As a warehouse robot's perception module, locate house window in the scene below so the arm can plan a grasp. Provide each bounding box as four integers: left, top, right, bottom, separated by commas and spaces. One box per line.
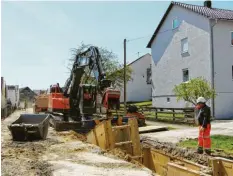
172, 18, 179, 29
167, 97, 170, 103
182, 69, 189, 82
231, 32, 233, 45
181, 38, 188, 53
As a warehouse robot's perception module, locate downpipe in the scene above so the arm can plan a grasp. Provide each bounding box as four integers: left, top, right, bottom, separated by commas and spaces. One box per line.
210, 19, 218, 119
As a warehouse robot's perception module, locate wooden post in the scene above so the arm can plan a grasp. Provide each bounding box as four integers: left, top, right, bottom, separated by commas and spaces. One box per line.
212, 158, 220, 176
128, 118, 142, 161
123, 39, 127, 116
172, 109, 175, 121
155, 108, 157, 120
105, 120, 115, 149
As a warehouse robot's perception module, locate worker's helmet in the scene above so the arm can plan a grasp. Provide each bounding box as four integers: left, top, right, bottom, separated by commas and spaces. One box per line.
196, 97, 206, 104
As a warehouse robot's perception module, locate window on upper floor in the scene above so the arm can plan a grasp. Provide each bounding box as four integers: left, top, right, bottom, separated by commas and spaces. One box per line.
167, 97, 170, 103
182, 69, 189, 82
231, 32, 233, 46
181, 38, 188, 54
172, 18, 179, 29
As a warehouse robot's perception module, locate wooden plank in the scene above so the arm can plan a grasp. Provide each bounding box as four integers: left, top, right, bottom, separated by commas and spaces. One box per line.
112, 125, 130, 130
155, 108, 157, 119
142, 147, 154, 170
172, 109, 175, 121
105, 120, 115, 149
139, 126, 168, 134
174, 158, 207, 171
154, 111, 185, 115
115, 141, 132, 146
212, 157, 233, 176
150, 149, 170, 175
128, 118, 141, 157
112, 124, 132, 154
167, 163, 208, 176
94, 121, 108, 149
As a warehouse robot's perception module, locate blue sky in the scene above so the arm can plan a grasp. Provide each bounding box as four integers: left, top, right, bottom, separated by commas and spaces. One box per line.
2, 1, 233, 90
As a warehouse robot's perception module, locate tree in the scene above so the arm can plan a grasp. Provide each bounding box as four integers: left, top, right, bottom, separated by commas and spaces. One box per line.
68, 42, 132, 88
173, 77, 216, 105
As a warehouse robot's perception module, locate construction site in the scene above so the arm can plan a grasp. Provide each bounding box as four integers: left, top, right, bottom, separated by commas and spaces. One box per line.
1, 44, 233, 176
1, 1, 233, 176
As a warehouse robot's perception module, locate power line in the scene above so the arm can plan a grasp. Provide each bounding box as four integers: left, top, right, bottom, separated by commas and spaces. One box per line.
126, 28, 174, 43
127, 34, 152, 42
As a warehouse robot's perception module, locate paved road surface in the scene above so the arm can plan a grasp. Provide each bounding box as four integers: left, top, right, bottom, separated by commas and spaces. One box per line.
143, 120, 233, 143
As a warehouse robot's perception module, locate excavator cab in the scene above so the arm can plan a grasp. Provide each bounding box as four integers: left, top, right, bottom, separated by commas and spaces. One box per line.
80, 84, 97, 115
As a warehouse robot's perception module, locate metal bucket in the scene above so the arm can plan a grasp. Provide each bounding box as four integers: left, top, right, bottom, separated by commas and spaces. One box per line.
8, 114, 50, 141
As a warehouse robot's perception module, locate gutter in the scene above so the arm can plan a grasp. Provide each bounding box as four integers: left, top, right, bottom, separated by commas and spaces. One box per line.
210, 19, 218, 118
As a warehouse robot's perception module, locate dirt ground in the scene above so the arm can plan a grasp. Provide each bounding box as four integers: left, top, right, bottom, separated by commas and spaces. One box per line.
1, 109, 154, 176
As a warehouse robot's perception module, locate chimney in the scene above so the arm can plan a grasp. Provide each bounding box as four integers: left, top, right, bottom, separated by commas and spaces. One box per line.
204, 0, 212, 8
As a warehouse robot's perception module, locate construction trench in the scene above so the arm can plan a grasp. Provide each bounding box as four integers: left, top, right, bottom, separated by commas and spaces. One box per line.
2, 108, 233, 176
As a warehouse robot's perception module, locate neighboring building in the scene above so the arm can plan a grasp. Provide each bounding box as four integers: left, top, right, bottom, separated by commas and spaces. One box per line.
33, 89, 47, 95
147, 1, 233, 119
119, 53, 152, 102
20, 87, 37, 101
6, 85, 20, 108
1, 77, 7, 117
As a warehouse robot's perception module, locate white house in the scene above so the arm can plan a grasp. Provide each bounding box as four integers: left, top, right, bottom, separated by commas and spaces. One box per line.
6, 85, 20, 108
147, 1, 233, 119
120, 53, 152, 102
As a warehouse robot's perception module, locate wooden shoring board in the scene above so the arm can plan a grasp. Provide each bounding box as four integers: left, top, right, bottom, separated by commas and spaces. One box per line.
112, 124, 132, 155
211, 157, 233, 176
86, 121, 109, 149
142, 148, 210, 175
150, 148, 171, 176
128, 118, 142, 161
167, 163, 211, 176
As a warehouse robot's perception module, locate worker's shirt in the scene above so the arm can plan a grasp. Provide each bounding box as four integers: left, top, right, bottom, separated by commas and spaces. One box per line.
195, 105, 211, 128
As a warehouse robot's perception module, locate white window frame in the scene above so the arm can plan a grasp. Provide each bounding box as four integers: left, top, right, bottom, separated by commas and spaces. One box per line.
231, 31, 233, 46
182, 68, 189, 82
172, 18, 179, 29
181, 38, 189, 54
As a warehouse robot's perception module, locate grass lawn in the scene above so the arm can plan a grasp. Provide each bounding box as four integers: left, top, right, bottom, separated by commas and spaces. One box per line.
120, 101, 152, 107
178, 135, 233, 155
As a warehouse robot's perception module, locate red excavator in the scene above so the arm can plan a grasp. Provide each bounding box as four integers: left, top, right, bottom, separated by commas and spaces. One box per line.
47, 46, 121, 130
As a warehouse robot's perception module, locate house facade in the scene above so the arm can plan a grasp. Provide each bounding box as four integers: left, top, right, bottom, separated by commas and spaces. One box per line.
6, 85, 20, 108
119, 53, 152, 102
147, 1, 233, 119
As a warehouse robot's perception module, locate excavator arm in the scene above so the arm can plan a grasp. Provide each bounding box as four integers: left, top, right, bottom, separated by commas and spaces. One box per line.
62, 46, 119, 120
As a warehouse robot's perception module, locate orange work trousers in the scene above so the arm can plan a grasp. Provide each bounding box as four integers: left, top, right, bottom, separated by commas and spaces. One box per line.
198, 124, 211, 150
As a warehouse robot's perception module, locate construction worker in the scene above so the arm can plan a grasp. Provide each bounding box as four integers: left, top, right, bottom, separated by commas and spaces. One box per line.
195, 97, 211, 155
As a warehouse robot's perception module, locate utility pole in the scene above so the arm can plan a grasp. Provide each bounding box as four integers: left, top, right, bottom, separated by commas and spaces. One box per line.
124, 39, 127, 116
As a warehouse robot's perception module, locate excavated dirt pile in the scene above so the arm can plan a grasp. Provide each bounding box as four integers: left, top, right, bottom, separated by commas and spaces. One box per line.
140, 136, 210, 166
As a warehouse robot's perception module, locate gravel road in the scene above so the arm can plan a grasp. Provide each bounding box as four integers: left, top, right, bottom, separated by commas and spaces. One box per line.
1, 109, 154, 176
